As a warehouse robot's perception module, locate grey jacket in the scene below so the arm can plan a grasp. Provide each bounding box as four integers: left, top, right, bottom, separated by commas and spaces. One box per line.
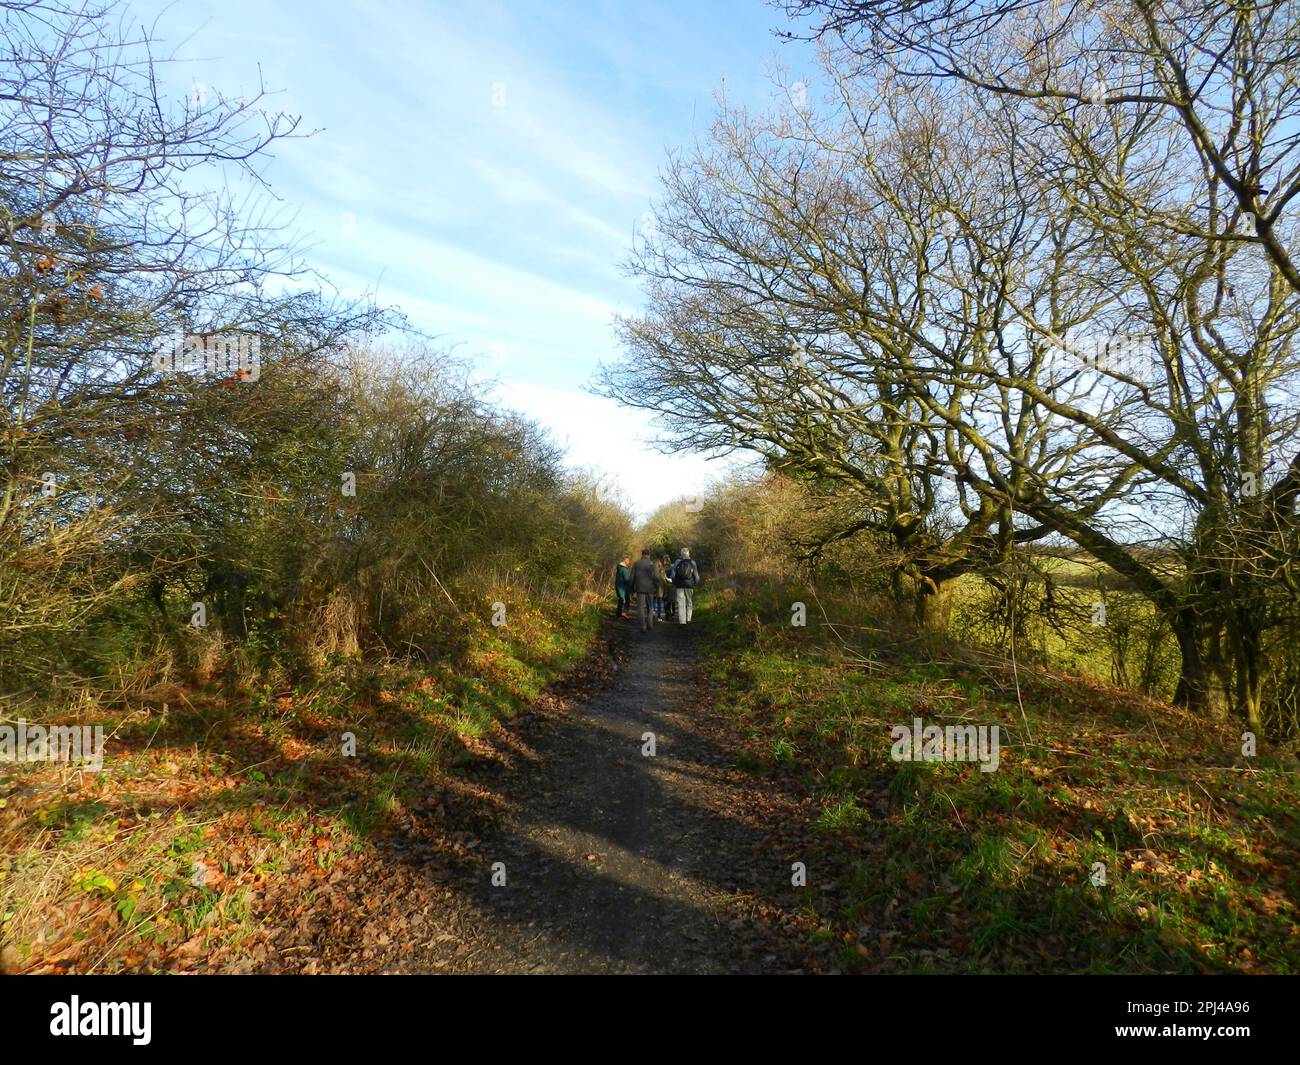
630, 556, 659, 594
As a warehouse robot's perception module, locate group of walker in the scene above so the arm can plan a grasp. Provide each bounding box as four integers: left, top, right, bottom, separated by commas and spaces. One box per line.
614, 548, 700, 632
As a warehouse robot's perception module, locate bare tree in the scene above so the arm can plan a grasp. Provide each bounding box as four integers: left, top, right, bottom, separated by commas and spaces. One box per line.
599, 76, 1067, 628
0, 0, 383, 668
785, 0, 1300, 292
603, 47, 1300, 723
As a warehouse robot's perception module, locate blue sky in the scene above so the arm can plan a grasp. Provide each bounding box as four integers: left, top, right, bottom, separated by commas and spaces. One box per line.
134, 0, 817, 517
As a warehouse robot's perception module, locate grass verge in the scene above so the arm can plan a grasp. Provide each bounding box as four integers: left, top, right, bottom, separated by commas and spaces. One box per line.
696, 582, 1300, 974
0, 595, 605, 973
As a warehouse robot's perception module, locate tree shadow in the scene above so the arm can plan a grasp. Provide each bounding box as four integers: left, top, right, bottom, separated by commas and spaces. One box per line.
12, 616, 819, 973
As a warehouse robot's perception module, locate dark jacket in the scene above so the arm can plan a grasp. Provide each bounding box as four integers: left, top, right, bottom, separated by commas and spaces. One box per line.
631, 556, 659, 594
672, 558, 699, 588
615, 562, 631, 594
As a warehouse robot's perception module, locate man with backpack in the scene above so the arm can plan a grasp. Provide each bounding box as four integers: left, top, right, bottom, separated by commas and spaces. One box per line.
671, 548, 699, 624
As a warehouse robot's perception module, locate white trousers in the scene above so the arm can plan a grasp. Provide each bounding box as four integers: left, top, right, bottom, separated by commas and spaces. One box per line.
676, 588, 694, 623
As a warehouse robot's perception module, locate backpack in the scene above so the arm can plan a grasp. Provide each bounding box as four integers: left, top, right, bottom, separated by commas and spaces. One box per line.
674, 558, 699, 588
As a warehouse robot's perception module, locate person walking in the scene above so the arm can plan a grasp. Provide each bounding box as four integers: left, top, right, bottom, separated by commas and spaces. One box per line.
657, 555, 674, 620
614, 556, 632, 619
651, 556, 665, 620
672, 547, 699, 624
631, 548, 660, 633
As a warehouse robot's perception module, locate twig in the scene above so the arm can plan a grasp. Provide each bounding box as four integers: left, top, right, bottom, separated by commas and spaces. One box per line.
809, 588, 884, 671
1009, 591, 1033, 742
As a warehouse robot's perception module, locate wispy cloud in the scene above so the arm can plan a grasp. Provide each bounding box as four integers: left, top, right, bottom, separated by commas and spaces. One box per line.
131, 0, 811, 513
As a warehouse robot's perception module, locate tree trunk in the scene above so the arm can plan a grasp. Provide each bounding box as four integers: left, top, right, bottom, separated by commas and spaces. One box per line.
1170, 610, 1229, 719
914, 576, 954, 633
1228, 608, 1265, 731
890, 568, 909, 615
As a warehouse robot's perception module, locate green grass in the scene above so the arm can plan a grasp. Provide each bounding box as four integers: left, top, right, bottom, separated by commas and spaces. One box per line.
946, 558, 1181, 700
0, 596, 606, 973
696, 582, 1300, 974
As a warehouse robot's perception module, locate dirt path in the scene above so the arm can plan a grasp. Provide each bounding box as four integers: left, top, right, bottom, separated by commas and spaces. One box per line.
371, 616, 822, 974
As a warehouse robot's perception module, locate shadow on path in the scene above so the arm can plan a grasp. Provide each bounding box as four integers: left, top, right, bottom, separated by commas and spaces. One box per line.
401, 617, 817, 974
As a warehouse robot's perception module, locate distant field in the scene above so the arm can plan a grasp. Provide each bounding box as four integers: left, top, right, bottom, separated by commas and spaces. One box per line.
948, 556, 1180, 703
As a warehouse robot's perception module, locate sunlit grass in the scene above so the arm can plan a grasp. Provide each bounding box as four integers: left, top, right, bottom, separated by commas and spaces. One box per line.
0, 600, 606, 972
695, 584, 1300, 974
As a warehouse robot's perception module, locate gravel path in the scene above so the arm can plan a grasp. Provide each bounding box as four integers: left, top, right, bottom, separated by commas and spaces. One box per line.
396, 617, 818, 974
